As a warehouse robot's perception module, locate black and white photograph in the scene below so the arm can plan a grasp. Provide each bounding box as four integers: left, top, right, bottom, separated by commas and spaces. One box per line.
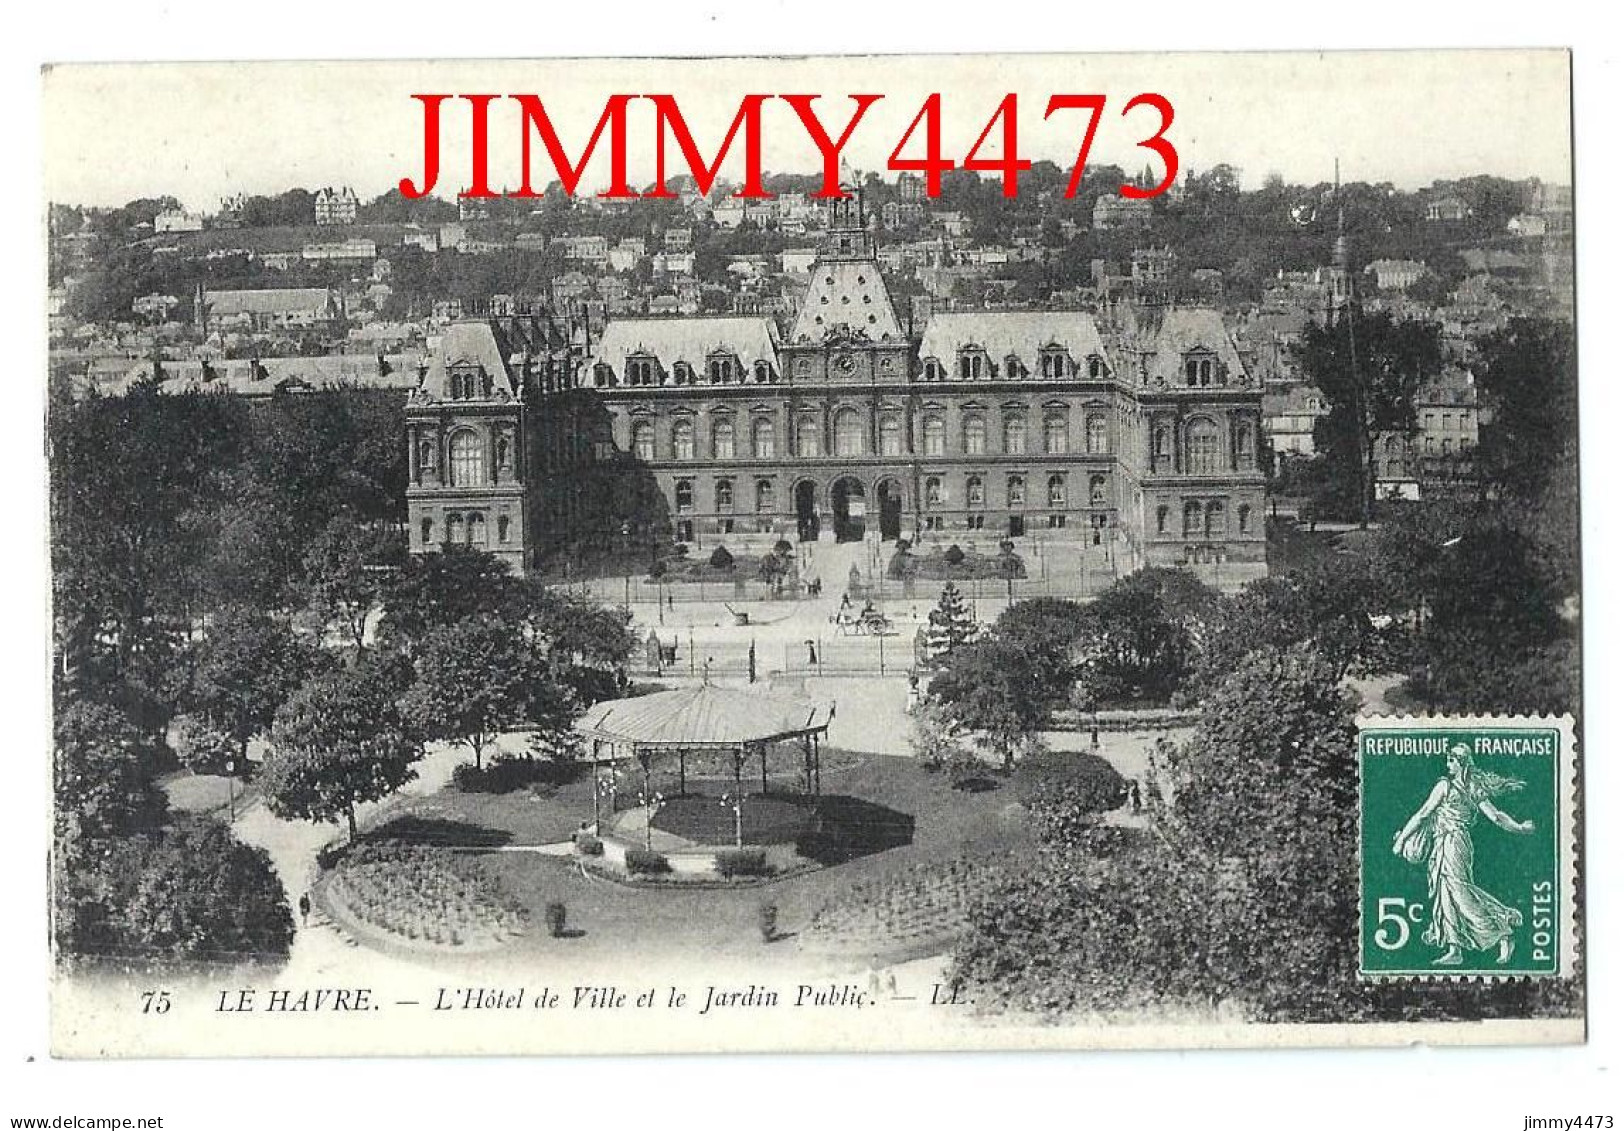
14, 30, 1616, 1122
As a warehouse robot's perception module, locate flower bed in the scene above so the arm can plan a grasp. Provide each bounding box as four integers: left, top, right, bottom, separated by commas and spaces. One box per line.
1049, 707, 1200, 732
325, 842, 527, 951
799, 857, 1016, 958
887, 540, 1027, 582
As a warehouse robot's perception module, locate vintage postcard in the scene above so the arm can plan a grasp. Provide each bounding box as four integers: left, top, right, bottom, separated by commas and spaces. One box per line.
42, 50, 1583, 1058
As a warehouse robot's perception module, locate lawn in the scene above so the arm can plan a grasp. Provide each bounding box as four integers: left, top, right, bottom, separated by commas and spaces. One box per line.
650, 793, 812, 846
342, 749, 1042, 974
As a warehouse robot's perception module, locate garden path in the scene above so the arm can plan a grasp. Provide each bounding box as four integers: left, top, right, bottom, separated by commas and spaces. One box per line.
229, 737, 496, 980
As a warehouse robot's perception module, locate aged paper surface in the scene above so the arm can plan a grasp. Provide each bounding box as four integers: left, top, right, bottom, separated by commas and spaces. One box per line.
42, 50, 1584, 1060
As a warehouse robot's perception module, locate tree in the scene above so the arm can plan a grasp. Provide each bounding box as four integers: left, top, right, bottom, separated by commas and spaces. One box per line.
1192, 557, 1386, 693
190, 607, 321, 763
953, 643, 1363, 1021
930, 637, 1049, 772
53, 700, 170, 847
1076, 568, 1218, 703
400, 616, 546, 769
1300, 309, 1443, 524
923, 582, 978, 664
169, 712, 237, 776
991, 597, 1091, 705
50, 386, 250, 682
907, 696, 970, 771
1474, 317, 1579, 591
264, 662, 422, 839
376, 545, 523, 646
302, 513, 402, 652
122, 817, 295, 962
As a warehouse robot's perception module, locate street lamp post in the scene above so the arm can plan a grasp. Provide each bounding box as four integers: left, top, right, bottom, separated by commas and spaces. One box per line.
720, 791, 745, 849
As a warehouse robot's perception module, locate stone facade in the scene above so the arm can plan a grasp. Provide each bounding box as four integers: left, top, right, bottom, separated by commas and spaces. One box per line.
406, 192, 1268, 577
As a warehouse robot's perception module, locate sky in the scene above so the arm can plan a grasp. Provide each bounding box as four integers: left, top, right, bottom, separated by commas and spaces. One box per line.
42, 50, 1572, 211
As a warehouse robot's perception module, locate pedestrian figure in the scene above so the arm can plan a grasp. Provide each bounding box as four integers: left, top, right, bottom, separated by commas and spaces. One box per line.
1128, 779, 1143, 814
840, 592, 851, 611
807, 640, 818, 665
298, 892, 311, 927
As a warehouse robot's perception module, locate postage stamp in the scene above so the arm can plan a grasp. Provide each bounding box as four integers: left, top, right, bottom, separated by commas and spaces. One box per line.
1358, 715, 1578, 980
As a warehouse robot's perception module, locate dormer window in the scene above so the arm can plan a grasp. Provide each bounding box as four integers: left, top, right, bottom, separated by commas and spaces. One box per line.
1040, 348, 1071, 379
753, 360, 773, 384
1005, 355, 1022, 379
1183, 352, 1223, 387
958, 348, 988, 381
672, 362, 694, 385
708, 354, 739, 384
450, 367, 483, 400
1087, 355, 1104, 379
922, 358, 944, 382
593, 363, 615, 388
626, 355, 658, 386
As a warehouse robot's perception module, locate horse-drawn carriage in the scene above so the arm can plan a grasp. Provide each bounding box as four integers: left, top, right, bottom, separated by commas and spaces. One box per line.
831, 603, 894, 636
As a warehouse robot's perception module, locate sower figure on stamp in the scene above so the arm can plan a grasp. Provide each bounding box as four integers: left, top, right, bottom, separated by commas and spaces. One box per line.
1392, 744, 1535, 966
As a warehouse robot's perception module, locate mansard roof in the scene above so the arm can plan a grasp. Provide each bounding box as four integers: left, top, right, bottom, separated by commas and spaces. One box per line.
917, 311, 1110, 372
789, 260, 903, 343
204, 287, 338, 316
592, 316, 779, 371
420, 320, 520, 399
1136, 308, 1249, 386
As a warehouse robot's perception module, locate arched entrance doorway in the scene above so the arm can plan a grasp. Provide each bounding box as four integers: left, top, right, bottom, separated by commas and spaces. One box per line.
794, 480, 820, 542
831, 477, 866, 542
875, 478, 904, 541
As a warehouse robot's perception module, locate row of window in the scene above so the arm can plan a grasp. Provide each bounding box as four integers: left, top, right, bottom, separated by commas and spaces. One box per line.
669, 473, 1107, 515
1422, 411, 1474, 431
1153, 500, 1253, 538
921, 350, 1107, 382
604, 349, 1112, 388
1149, 417, 1258, 475
922, 473, 1106, 510
629, 412, 1113, 461
420, 511, 513, 546
605, 355, 776, 388
417, 429, 515, 487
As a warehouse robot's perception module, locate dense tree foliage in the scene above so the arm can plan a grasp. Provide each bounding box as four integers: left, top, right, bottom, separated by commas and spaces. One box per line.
930, 636, 1050, 771
1300, 310, 1444, 524
953, 645, 1358, 1019
1072, 568, 1219, 704
264, 659, 423, 839
187, 607, 323, 761
121, 817, 294, 962
52, 697, 293, 965
50, 386, 405, 727
400, 616, 550, 769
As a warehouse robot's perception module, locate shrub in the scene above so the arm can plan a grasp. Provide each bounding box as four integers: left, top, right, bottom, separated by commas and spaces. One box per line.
169, 713, 237, 776
714, 847, 770, 879
773, 539, 793, 555
708, 545, 735, 570
944, 544, 966, 566
573, 832, 604, 856
454, 756, 580, 794
625, 847, 671, 875
544, 902, 567, 938
450, 763, 488, 793
758, 903, 779, 943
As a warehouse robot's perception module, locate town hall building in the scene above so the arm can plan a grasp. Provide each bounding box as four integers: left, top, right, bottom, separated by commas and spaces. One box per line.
405, 192, 1267, 579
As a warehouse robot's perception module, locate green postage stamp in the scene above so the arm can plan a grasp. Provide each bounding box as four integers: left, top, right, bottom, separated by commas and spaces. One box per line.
1358, 715, 1578, 980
